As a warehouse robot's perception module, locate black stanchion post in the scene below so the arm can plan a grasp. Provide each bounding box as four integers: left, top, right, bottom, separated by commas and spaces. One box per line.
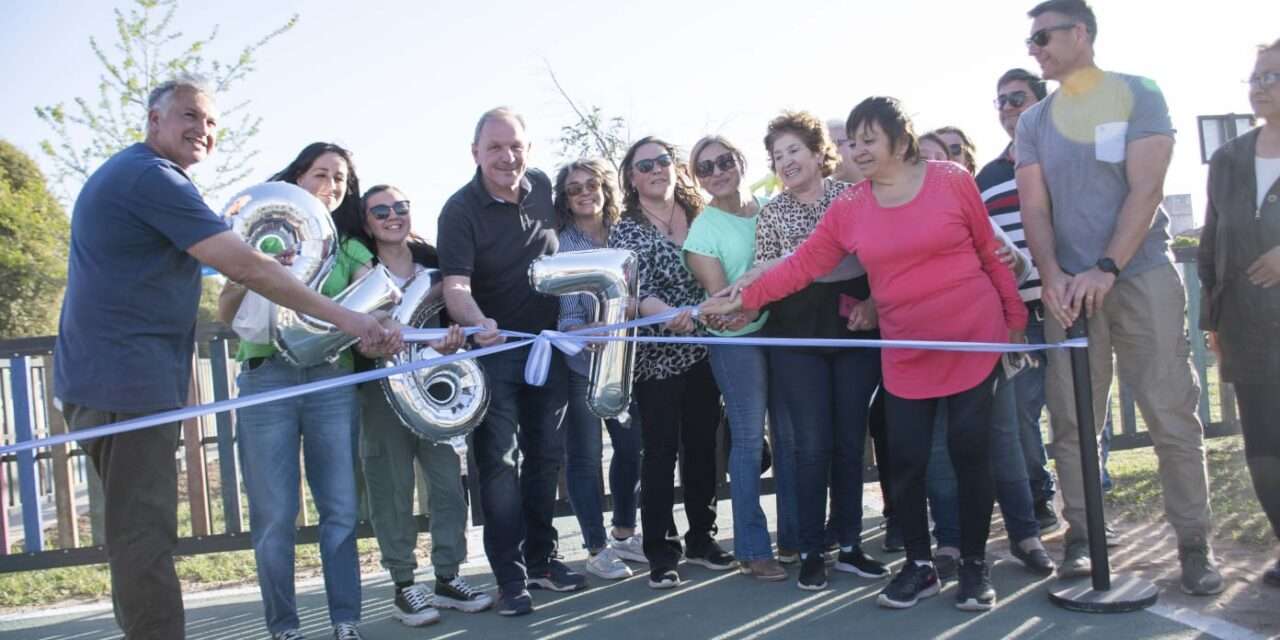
1049, 317, 1158, 612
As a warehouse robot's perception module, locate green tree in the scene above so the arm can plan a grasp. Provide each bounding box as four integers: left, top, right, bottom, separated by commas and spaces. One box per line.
34, 0, 297, 202
546, 64, 629, 173
0, 140, 70, 338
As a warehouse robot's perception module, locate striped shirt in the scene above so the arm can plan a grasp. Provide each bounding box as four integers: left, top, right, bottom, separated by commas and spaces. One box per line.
556, 224, 604, 377
976, 146, 1042, 307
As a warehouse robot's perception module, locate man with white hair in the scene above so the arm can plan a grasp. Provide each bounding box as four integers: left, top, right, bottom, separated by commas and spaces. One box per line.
55, 73, 391, 639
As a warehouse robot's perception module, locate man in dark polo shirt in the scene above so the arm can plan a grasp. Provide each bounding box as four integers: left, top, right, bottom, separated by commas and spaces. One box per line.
438, 107, 581, 616
54, 74, 390, 639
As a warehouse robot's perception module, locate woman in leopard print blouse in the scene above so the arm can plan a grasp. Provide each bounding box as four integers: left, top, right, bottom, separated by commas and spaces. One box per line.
608, 136, 734, 587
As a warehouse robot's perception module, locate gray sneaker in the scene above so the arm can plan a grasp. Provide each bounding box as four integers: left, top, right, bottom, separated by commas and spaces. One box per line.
272, 631, 306, 640
1058, 539, 1091, 578
1179, 543, 1225, 596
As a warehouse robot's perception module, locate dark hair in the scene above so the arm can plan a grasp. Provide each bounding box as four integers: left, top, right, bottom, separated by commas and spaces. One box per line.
1028, 0, 1097, 44
763, 111, 840, 177
553, 158, 622, 230
355, 183, 436, 266
997, 67, 1048, 100
688, 135, 749, 190
845, 97, 920, 164
619, 136, 705, 225
269, 142, 363, 239
932, 126, 978, 174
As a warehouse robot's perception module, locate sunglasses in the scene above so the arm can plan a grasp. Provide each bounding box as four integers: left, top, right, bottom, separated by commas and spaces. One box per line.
995, 90, 1030, 110
947, 143, 965, 157
368, 200, 411, 220
1026, 22, 1076, 48
565, 178, 602, 197
633, 154, 673, 174
694, 152, 738, 178
1247, 71, 1280, 90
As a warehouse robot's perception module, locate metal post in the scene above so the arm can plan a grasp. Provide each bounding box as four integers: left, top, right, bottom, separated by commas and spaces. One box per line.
10, 356, 44, 553
1050, 319, 1158, 612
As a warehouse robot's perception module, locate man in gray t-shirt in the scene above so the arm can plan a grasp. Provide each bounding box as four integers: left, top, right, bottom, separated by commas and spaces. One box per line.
1014, 0, 1222, 596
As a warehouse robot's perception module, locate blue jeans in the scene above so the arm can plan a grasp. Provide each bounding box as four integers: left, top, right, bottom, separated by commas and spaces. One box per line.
708, 341, 775, 561
990, 369, 1040, 542
767, 372, 800, 552
769, 347, 879, 555
472, 348, 569, 590
1017, 316, 1055, 504
564, 370, 641, 551
925, 408, 961, 549
236, 356, 361, 634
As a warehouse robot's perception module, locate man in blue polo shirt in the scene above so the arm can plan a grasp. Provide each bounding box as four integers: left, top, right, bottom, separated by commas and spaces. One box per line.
55, 74, 390, 639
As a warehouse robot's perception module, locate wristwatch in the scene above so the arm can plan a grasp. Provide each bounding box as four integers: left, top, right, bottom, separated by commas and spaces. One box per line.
1096, 257, 1121, 277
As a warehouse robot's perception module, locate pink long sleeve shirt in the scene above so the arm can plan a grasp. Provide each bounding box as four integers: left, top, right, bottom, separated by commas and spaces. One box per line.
743, 161, 1028, 399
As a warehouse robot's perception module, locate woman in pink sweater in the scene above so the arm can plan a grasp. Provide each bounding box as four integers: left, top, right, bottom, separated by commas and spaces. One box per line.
704, 96, 1026, 612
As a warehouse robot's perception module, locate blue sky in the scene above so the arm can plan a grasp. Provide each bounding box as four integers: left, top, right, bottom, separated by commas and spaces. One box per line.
1, 0, 1273, 240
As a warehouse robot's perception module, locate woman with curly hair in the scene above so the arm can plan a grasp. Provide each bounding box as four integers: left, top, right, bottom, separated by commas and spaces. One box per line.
552, 159, 645, 580
609, 137, 735, 589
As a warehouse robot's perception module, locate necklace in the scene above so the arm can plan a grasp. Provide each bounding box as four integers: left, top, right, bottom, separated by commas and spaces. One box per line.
641, 199, 679, 236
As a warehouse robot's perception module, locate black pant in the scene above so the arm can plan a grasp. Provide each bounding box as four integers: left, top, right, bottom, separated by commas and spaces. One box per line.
636, 359, 721, 570
472, 348, 569, 589
885, 369, 998, 562
64, 403, 184, 640
1233, 382, 1280, 540
868, 387, 892, 520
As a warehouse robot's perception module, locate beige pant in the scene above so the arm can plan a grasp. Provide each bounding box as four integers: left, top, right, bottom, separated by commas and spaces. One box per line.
1045, 263, 1211, 545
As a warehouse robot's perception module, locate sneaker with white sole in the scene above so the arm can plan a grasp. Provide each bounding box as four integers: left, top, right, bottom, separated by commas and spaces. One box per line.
392, 584, 440, 627
434, 574, 493, 613
272, 631, 306, 640
609, 534, 648, 563
332, 622, 362, 640
586, 547, 634, 580
834, 548, 889, 578
648, 568, 681, 589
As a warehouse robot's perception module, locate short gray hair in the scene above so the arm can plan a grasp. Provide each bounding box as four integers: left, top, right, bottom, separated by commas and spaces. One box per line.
472, 106, 527, 145
147, 72, 215, 114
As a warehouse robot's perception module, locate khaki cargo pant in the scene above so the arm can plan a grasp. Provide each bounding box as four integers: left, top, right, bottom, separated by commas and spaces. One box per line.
1044, 263, 1212, 545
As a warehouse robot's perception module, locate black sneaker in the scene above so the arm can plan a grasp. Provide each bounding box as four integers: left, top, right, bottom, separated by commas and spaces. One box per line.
797, 553, 828, 591
527, 558, 588, 592
648, 568, 681, 589
496, 585, 534, 616
877, 562, 940, 609
882, 521, 905, 553
1034, 500, 1060, 533
934, 552, 959, 581
834, 548, 889, 578
392, 584, 441, 627
434, 574, 493, 613
955, 558, 996, 611
1264, 559, 1280, 588
686, 540, 737, 571
1010, 541, 1056, 576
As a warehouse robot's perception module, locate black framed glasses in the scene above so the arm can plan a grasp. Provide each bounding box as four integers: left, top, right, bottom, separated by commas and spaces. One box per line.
1026, 22, 1077, 47
368, 200, 411, 220
1247, 71, 1280, 90
694, 152, 737, 178
995, 90, 1030, 110
565, 178, 602, 197
633, 154, 673, 174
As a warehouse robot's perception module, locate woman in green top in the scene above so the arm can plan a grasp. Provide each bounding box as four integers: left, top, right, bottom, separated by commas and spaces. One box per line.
217, 142, 382, 640
683, 135, 788, 581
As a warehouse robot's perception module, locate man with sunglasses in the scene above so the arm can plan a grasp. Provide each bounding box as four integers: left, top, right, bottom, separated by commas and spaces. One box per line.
437, 106, 583, 617
1014, 0, 1223, 595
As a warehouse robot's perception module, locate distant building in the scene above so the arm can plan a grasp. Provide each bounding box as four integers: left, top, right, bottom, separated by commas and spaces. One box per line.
1164, 194, 1194, 236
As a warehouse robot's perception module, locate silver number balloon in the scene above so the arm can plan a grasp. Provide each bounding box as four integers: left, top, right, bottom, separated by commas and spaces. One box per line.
529, 249, 638, 419
273, 264, 403, 367
221, 182, 337, 288
382, 268, 490, 441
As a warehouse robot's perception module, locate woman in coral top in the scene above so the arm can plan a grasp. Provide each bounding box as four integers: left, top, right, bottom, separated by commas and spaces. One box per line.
703, 96, 1026, 613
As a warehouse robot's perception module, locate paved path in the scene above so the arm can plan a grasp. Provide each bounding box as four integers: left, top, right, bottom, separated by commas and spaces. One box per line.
0, 502, 1266, 639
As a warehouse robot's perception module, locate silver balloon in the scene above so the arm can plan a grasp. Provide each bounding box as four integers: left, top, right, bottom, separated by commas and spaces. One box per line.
529, 249, 637, 419
221, 182, 337, 288
382, 268, 490, 441
273, 265, 403, 367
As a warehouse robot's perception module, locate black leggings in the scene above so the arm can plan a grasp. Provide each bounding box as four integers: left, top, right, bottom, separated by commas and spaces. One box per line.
886, 368, 998, 562
1233, 382, 1280, 540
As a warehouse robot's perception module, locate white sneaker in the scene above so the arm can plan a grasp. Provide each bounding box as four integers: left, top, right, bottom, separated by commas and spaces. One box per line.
609, 534, 648, 563
586, 547, 634, 580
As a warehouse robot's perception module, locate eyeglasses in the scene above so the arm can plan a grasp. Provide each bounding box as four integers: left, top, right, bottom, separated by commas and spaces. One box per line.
1246, 71, 1280, 90
1026, 23, 1077, 48
694, 152, 738, 178
368, 200, 411, 220
995, 90, 1030, 110
565, 178, 602, 197
632, 154, 673, 174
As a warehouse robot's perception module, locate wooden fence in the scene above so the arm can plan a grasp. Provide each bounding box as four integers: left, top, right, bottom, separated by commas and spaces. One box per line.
0, 251, 1239, 573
